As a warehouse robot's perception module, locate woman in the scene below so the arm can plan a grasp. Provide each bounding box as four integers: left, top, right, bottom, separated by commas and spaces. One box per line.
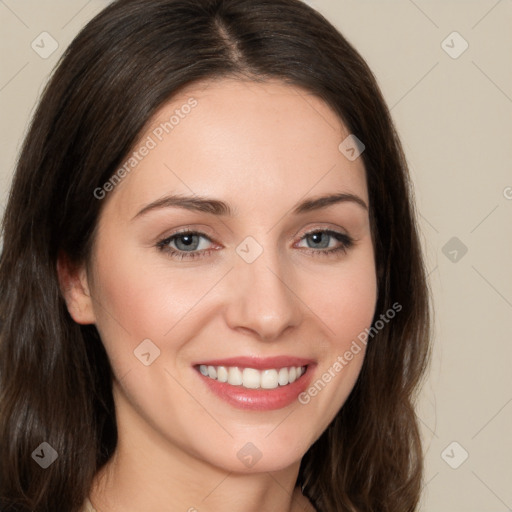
0, 0, 431, 511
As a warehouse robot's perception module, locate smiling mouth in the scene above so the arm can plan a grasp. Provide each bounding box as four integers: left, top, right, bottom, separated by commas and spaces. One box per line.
196, 364, 308, 390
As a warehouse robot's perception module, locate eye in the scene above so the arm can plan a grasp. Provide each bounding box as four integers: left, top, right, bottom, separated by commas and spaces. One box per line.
156, 228, 354, 261
156, 230, 216, 261
295, 229, 354, 257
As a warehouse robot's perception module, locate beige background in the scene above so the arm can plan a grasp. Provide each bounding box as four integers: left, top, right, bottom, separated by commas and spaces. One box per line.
1, 1, 511, 510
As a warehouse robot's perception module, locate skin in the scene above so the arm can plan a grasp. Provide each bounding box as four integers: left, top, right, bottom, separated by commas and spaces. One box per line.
59, 78, 378, 512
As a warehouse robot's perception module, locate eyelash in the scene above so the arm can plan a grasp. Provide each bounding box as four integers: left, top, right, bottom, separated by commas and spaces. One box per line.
156, 228, 354, 261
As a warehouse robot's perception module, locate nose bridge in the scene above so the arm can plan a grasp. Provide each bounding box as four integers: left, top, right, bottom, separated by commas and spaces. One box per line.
224, 235, 302, 340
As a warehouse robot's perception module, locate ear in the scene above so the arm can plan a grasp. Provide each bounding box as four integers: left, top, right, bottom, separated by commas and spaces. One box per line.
57, 250, 96, 325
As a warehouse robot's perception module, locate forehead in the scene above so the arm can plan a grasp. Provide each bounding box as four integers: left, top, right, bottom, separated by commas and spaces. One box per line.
102, 78, 368, 221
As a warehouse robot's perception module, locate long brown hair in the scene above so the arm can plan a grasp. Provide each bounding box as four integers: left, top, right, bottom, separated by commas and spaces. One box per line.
0, 1, 431, 510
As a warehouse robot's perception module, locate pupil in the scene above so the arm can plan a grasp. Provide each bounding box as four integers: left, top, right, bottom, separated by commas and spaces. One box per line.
176, 234, 198, 251
309, 232, 329, 249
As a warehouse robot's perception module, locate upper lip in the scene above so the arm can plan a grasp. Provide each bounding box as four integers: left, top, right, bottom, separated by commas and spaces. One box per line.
193, 356, 315, 370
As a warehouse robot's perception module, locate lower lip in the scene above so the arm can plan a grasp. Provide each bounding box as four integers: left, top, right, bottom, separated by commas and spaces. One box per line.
195, 366, 315, 411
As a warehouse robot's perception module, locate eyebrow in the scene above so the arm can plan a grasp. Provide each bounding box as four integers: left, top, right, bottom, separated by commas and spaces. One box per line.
132, 191, 368, 220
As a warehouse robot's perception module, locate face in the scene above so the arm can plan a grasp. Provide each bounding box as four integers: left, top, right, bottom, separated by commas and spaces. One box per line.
68, 78, 377, 474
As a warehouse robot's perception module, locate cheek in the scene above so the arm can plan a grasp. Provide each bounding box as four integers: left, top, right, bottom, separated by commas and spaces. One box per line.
305, 250, 378, 347
295, 249, 377, 422
330, 267, 377, 343
88, 236, 196, 365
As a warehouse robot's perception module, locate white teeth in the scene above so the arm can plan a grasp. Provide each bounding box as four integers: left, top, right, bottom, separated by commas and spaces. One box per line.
216, 366, 228, 382
278, 367, 288, 386
242, 368, 260, 389
228, 366, 243, 386
198, 364, 306, 389
261, 369, 279, 389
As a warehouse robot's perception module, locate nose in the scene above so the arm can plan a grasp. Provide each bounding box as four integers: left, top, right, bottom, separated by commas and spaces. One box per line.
223, 243, 303, 341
